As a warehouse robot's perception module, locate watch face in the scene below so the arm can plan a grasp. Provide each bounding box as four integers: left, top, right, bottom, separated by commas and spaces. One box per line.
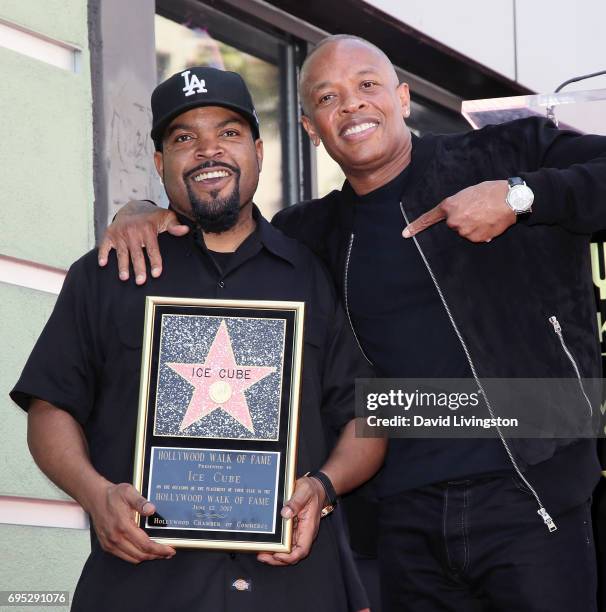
507, 184, 534, 212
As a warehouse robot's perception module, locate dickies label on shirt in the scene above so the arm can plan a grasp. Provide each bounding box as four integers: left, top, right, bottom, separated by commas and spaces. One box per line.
230, 578, 252, 592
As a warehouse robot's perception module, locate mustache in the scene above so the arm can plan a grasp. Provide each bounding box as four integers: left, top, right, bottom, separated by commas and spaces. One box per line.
184, 160, 240, 180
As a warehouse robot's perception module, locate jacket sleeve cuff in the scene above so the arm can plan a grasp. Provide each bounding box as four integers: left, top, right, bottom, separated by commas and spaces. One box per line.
518, 169, 562, 226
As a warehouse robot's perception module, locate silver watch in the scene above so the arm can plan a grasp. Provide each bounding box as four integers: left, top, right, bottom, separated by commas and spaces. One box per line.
505, 177, 534, 214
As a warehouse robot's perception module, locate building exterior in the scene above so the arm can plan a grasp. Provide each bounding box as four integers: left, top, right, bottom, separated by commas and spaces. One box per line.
1, 0, 604, 604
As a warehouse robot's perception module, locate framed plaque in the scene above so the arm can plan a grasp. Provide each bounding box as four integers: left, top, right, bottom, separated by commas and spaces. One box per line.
133, 297, 304, 552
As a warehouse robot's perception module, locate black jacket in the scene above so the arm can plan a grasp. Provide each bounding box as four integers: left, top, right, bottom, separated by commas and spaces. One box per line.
273, 117, 606, 526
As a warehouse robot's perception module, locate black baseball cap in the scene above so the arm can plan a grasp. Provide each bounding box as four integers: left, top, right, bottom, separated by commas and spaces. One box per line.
151, 66, 260, 149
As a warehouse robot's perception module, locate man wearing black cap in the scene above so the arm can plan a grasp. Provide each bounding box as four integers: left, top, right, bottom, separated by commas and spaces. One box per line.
11, 66, 385, 612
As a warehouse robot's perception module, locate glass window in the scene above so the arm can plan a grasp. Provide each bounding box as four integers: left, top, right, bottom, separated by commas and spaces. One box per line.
155, 2, 469, 208
315, 142, 345, 198
155, 10, 293, 219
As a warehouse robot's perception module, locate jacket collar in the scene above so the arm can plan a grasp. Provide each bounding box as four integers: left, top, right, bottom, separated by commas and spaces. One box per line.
334, 131, 438, 227
339, 132, 437, 200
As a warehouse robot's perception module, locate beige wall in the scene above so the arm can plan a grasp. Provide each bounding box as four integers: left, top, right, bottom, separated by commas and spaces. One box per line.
0, 0, 94, 605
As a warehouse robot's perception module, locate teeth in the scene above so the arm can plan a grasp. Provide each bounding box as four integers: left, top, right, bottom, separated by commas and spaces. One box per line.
344, 122, 377, 136
193, 170, 229, 182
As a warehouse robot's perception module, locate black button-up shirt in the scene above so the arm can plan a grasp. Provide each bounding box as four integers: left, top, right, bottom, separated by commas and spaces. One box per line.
11, 209, 372, 612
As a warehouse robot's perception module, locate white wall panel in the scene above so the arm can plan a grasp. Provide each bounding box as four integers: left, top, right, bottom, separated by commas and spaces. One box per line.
366, 0, 516, 79
516, 0, 606, 94
515, 0, 606, 133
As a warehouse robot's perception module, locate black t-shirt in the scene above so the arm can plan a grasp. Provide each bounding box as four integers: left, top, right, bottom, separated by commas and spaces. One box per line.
347, 169, 511, 494
11, 211, 372, 612
208, 249, 234, 273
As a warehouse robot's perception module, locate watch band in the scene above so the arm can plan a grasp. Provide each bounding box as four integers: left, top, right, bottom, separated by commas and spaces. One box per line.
306, 470, 338, 517
507, 176, 525, 188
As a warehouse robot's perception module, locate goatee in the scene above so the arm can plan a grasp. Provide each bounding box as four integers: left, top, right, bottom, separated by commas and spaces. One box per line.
186, 181, 241, 234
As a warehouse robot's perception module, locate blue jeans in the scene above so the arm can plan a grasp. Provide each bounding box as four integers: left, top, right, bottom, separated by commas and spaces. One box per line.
378, 476, 597, 611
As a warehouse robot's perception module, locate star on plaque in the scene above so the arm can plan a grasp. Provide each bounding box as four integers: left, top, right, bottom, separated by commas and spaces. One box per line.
166, 320, 276, 433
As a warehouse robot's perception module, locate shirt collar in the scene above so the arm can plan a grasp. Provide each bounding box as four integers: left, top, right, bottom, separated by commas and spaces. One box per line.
170, 203, 296, 267
253, 206, 297, 266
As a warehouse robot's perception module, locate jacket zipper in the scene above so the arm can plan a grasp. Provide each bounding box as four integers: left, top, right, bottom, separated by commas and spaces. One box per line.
548, 316, 593, 418
399, 201, 557, 533
344, 234, 373, 365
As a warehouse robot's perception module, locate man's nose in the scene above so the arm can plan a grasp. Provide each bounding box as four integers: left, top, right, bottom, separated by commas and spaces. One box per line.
340, 93, 367, 113
194, 137, 224, 159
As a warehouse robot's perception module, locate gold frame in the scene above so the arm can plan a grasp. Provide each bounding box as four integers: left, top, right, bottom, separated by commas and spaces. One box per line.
132, 296, 305, 552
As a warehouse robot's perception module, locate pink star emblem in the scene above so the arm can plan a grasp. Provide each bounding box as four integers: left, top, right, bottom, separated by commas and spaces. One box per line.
166, 320, 276, 433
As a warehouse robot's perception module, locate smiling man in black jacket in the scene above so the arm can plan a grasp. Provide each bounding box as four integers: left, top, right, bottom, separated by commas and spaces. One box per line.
99, 36, 606, 611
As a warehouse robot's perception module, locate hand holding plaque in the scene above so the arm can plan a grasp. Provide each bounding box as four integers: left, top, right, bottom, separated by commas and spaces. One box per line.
257, 474, 326, 566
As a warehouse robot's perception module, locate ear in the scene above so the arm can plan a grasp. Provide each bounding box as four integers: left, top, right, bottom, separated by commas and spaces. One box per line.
301, 115, 321, 147
396, 82, 411, 119
255, 138, 264, 173
154, 151, 164, 178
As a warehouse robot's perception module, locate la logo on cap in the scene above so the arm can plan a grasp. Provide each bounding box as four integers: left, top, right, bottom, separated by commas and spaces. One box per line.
181, 69, 208, 97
